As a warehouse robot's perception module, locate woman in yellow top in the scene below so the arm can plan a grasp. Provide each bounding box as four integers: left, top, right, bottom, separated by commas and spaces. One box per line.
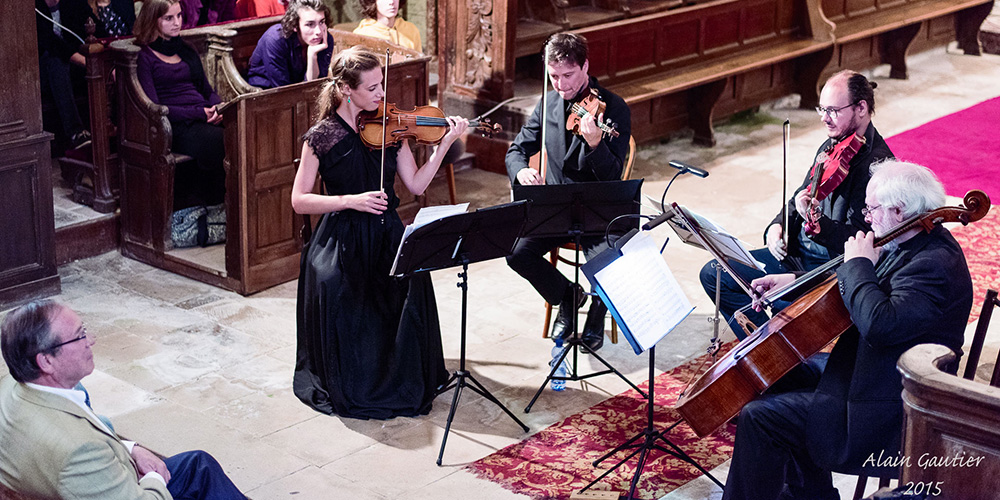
353, 0, 421, 52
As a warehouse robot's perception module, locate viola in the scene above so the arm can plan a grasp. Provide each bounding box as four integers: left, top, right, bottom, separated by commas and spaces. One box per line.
802, 133, 865, 235
357, 102, 500, 149
674, 190, 991, 438
567, 88, 619, 138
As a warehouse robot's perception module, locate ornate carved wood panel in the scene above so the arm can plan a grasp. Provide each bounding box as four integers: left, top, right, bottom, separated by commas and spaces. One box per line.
0, 0, 59, 306
439, 0, 517, 105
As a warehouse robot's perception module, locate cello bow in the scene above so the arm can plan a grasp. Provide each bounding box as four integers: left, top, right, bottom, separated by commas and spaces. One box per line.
674, 190, 991, 438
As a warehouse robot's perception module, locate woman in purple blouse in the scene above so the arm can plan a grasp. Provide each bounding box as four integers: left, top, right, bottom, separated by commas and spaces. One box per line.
134, 0, 227, 214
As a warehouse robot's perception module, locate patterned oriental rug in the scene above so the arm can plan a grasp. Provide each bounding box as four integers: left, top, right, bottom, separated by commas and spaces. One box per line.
950, 207, 1000, 325
466, 347, 737, 500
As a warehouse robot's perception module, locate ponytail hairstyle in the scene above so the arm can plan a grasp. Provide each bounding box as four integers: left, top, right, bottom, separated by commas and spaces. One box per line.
315, 46, 382, 121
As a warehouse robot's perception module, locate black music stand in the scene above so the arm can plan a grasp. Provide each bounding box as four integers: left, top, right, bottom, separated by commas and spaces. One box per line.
577, 231, 724, 498
392, 201, 531, 466
513, 180, 647, 412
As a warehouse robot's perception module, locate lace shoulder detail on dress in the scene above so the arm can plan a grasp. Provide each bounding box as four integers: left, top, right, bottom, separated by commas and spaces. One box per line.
303, 118, 349, 157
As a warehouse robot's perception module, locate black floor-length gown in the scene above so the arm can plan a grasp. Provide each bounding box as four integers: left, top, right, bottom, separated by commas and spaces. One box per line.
293, 114, 449, 419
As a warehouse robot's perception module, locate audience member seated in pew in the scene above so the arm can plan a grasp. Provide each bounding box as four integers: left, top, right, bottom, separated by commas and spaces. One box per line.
235, 0, 287, 18
246, 0, 334, 89
35, 0, 103, 151
179, 0, 236, 29
88, 0, 135, 36
135, 0, 228, 245
353, 0, 422, 52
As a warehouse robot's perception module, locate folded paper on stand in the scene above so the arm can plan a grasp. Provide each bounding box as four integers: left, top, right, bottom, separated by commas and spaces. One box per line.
390, 203, 469, 275
588, 231, 693, 354
664, 204, 764, 271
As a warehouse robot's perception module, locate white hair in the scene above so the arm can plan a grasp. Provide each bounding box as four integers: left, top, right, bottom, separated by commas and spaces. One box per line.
869, 159, 946, 219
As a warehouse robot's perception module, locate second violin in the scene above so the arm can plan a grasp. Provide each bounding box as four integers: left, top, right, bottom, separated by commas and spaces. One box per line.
357, 102, 500, 149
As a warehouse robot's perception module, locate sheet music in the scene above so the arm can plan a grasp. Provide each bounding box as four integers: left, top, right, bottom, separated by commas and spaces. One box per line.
390, 203, 469, 275
593, 231, 693, 352
667, 205, 764, 271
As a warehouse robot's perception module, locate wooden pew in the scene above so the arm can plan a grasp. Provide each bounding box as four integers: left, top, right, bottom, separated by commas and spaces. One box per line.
576, 0, 835, 145
514, 0, 688, 59
57, 37, 120, 214
821, 0, 994, 80
897, 344, 1000, 497
189, 15, 282, 101
60, 16, 279, 215
112, 34, 431, 295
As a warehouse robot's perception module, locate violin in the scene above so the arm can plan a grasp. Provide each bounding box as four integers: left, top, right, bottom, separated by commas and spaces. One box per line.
357, 102, 500, 149
802, 133, 865, 235
567, 88, 619, 138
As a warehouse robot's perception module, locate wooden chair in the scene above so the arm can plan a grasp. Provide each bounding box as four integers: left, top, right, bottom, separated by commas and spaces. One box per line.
961, 288, 1000, 384
541, 135, 636, 344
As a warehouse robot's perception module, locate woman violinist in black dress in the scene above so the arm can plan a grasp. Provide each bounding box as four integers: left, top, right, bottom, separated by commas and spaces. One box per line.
290, 47, 468, 419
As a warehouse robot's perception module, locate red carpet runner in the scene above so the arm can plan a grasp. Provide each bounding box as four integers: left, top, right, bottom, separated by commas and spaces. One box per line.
888, 96, 1000, 323
466, 347, 736, 500
885, 96, 1000, 203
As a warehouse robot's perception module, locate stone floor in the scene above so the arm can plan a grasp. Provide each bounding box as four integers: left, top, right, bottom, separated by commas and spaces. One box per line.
6, 45, 1000, 500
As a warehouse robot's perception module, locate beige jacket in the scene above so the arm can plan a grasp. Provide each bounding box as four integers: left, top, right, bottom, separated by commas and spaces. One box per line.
0, 376, 171, 500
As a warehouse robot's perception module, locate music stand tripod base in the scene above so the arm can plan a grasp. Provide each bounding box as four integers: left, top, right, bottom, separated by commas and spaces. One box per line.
390, 201, 532, 466
433, 257, 529, 465
512, 181, 647, 413
580, 346, 724, 499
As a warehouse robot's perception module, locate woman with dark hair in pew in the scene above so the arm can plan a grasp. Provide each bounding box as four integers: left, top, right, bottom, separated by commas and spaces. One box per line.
246, 0, 334, 89
290, 47, 468, 419
134, 0, 227, 243
353, 0, 421, 52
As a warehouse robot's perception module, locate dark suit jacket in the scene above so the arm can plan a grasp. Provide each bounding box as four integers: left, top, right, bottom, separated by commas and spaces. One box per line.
35, 0, 99, 61
505, 77, 631, 185
806, 225, 972, 473
767, 122, 894, 257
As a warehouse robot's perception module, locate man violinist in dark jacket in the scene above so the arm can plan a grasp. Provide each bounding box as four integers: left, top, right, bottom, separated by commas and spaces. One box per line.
722, 159, 973, 499
505, 32, 631, 357
700, 70, 894, 339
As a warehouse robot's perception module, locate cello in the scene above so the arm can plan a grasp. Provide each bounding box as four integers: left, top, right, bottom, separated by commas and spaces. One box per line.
674, 190, 991, 438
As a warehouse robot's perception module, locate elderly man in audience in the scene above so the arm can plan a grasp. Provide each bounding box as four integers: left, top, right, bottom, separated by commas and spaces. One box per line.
0, 300, 247, 500
247, 0, 334, 89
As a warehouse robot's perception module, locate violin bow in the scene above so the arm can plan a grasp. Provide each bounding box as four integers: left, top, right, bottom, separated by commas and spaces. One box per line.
379, 49, 390, 196
781, 119, 790, 251
539, 44, 549, 185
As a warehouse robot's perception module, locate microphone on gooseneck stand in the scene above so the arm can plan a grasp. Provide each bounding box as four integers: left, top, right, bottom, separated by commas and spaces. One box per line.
643, 160, 709, 231
668, 160, 710, 178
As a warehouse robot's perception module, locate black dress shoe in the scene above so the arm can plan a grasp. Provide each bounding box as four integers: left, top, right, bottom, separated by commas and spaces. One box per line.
551, 283, 586, 341
581, 298, 607, 352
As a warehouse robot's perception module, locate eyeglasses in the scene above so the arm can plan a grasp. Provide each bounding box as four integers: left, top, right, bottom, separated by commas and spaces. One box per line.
815, 101, 859, 118
46, 327, 88, 352
861, 204, 882, 217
